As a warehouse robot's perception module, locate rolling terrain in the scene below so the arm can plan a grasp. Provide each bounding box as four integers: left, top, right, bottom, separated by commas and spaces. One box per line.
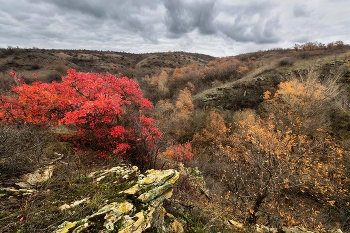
1, 44, 350, 232
0, 48, 215, 83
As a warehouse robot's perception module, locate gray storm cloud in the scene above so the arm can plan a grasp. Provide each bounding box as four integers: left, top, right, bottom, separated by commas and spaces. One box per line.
0, 0, 349, 56
164, 0, 281, 44
28, 0, 162, 43
293, 4, 312, 18
216, 1, 281, 44
164, 0, 217, 38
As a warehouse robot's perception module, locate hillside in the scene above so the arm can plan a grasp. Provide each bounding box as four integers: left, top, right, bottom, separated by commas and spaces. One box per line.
0, 48, 215, 83
194, 47, 350, 110
1, 44, 350, 232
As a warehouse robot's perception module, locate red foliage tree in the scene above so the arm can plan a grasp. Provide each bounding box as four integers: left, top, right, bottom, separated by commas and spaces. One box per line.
0, 69, 161, 168
162, 142, 194, 163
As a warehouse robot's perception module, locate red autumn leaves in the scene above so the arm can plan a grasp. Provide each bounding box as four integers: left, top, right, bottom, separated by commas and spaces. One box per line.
0, 69, 161, 165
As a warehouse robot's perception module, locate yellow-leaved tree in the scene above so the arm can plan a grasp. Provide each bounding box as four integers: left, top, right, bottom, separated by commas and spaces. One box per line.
263, 69, 341, 135
224, 111, 347, 228
193, 70, 349, 230
192, 110, 227, 159
150, 70, 169, 96
153, 87, 194, 143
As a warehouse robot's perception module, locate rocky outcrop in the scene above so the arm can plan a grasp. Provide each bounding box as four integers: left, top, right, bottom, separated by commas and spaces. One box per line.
55, 166, 181, 233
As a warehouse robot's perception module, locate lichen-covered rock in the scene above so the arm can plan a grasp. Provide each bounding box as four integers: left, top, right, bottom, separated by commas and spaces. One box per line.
0, 187, 36, 197
171, 219, 185, 233
59, 198, 90, 211
121, 169, 179, 198
148, 206, 185, 233
55, 221, 78, 233
88, 165, 139, 183
118, 211, 150, 233
55, 167, 181, 233
136, 169, 180, 203
18, 165, 55, 188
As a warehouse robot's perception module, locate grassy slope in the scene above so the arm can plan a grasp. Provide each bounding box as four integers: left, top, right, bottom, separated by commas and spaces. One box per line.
193, 48, 350, 109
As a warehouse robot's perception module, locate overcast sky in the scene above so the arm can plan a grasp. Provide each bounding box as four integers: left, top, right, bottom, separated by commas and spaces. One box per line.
0, 0, 349, 57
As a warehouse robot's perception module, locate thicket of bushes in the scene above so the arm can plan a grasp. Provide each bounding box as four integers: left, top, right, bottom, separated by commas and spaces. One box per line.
151, 67, 350, 231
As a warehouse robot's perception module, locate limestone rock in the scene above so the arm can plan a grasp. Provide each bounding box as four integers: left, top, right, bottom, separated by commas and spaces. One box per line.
55, 167, 180, 232
171, 219, 184, 233
21, 165, 55, 187
88, 164, 139, 183
136, 169, 180, 203
150, 206, 185, 233
59, 198, 90, 211
121, 169, 179, 202
14, 181, 32, 189
256, 224, 278, 233
0, 187, 36, 197
228, 219, 244, 229
55, 221, 77, 233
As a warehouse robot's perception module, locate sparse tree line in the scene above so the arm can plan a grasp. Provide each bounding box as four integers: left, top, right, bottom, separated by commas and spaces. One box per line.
294, 41, 346, 51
